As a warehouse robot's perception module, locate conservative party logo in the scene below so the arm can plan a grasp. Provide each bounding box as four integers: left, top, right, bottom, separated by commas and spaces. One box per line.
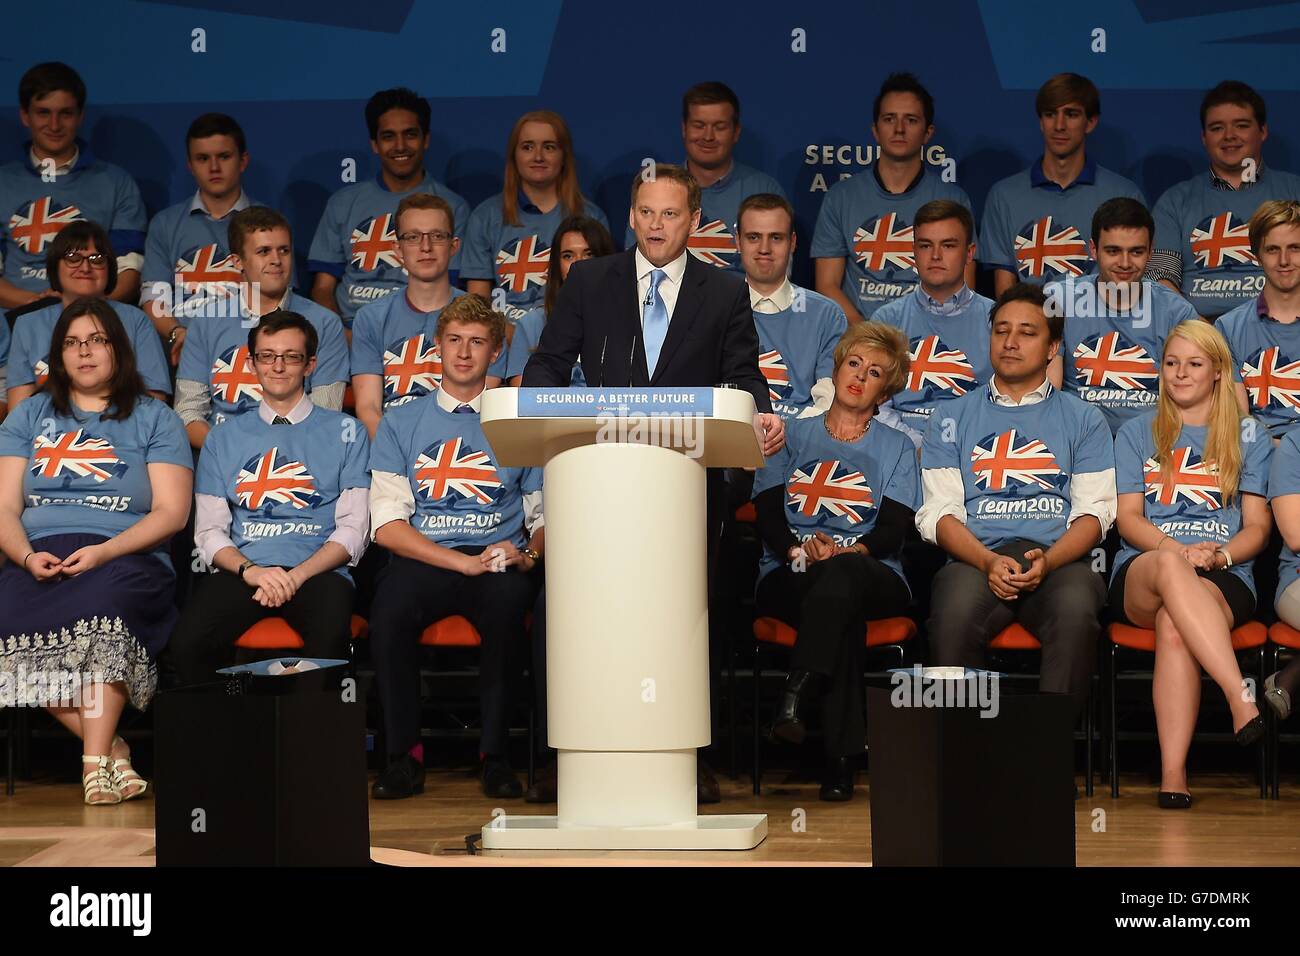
1143, 448, 1223, 512
786, 460, 876, 523
759, 349, 792, 402
31, 430, 127, 483
9, 197, 82, 255
350, 213, 401, 272
1073, 332, 1158, 391
236, 448, 322, 511
688, 219, 738, 268
174, 243, 241, 296
383, 333, 441, 405
906, 335, 976, 397
853, 213, 914, 273
1015, 216, 1090, 279
413, 437, 502, 505
495, 235, 549, 294
1190, 212, 1256, 269
210, 345, 263, 408
970, 429, 1064, 492
1242, 346, 1300, 411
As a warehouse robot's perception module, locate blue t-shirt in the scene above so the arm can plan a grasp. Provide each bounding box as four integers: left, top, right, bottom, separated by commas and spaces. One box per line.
623, 161, 784, 273
0, 142, 146, 291
1153, 169, 1300, 318
141, 192, 257, 324
306, 172, 470, 324
351, 287, 507, 407
752, 285, 845, 419
920, 384, 1113, 550
8, 300, 171, 397
0, 393, 190, 560
874, 286, 993, 432
1268, 430, 1300, 608
195, 406, 370, 579
979, 160, 1145, 283
1115, 412, 1271, 595
1217, 297, 1300, 439
505, 307, 585, 385
752, 413, 918, 586
460, 192, 609, 321
1050, 274, 1197, 434
810, 167, 972, 318
177, 291, 350, 426
369, 395, 541, 551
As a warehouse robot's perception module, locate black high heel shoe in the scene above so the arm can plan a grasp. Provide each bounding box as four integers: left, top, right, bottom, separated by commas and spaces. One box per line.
768, 670, 822, 745
1157, 791, 1192, 810
1234, 715, 1265, 746
820, 756, 856, 801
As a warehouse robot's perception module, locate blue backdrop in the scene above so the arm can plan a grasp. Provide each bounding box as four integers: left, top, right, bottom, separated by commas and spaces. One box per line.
4, 0, 1299, 289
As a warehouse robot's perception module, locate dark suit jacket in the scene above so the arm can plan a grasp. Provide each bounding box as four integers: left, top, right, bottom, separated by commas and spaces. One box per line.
521, 248, 771, 413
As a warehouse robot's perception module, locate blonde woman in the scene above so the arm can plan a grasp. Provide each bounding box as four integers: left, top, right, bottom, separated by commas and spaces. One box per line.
1111, 320, 1270, 809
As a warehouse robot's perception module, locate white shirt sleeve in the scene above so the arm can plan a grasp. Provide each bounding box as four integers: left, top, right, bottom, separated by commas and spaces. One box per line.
116, 252, 144, 277
174, 378, 212, 427
915, 467, 967, 545
194, 493, 236, 567
523, 490, 545, 535
328, 486, 370, 565
800, 377, 835, 417
369, 469, 415, 541
310, 381, 346, 412
1067, 468, 1117, 538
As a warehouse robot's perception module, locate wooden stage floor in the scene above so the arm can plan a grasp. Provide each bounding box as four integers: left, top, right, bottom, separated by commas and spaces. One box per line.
3, 767, 1300, 866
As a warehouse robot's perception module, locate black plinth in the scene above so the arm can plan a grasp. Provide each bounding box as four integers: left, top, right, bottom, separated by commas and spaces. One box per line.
866, 679, 1075, 866
154, 678, 370, 866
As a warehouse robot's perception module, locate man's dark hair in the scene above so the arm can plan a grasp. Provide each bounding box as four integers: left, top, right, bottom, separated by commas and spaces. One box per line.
1036, 73, 1101, 120
737, 193, 795, 235
186, 112, 246, 155
19, 62, 85, 111
873, 72, 934, 127
912, 199, 975, 246
682, 81, 740, 123
228, 206, 292, 259
1091, 197, 1154, 246
365, 88, 431, 140
1200, 80, 1266, 129
47, 220, 117, 297
249, 309, 319, 360
991, 282, 1061, 343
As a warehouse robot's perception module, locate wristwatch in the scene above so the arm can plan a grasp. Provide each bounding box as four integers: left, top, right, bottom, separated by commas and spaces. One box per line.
237, 559, 255, 580
1217, 548, 1233, 569
522, 548, 541, 564
167, 326, 183, 347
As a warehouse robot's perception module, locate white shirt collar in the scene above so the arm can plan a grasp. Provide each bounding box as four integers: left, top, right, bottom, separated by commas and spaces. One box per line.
258, 392, 314, 424
988, 374, 1053, 406
748, 278, 794, 314
242, 288, 291, 319
188, 189, 251, 219
436, 386, 485, 414
635, 246, 688, 286
30, 146, 78, 176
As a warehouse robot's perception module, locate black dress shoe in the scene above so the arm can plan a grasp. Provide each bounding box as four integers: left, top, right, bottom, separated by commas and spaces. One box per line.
524, 761, 557, 804
769, 670, 823, 745
1157, 791, 1193, 810
481, 757, 523, 799
1234, 715, 1265, 746
697, 759, 721, 804
372, 754, 425, 800
820, 756, 855, 802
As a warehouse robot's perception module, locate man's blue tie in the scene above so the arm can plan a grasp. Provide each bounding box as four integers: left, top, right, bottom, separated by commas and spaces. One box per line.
643, 268, 669, 377
453, 404, 474, 414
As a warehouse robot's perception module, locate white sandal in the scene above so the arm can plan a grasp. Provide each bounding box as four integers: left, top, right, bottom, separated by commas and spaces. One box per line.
82, 755, 122, 806
109, 736, 148, 801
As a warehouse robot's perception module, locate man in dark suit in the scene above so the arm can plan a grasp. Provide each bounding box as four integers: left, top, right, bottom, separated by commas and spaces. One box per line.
523, 163, 784, 801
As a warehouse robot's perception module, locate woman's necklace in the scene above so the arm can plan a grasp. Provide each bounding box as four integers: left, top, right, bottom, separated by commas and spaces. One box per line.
824, 414, 869, 442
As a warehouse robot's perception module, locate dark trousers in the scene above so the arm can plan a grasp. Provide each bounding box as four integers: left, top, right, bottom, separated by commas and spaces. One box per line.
169, 568, 355, 686
928, 539, 1105, 720
756, 553, 911, 756
368, 554, 537, 759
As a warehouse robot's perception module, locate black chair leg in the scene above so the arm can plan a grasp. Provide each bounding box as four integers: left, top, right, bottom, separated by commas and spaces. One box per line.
1258, 647, 1268, 800
1109, 643, 1120, 799
728, 629, 738, 780
1269, 643, 1280, 800
752, 643, 762, 797
1085, 681, 1095, 798
5, 708, 14, 797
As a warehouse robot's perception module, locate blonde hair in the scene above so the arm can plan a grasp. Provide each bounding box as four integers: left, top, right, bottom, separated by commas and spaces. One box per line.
436, 294, 507, 351
832, 321, 910, 400
1249, 199, 1300, 258
502, 111, 587, 227
1153, 320, 1242, 503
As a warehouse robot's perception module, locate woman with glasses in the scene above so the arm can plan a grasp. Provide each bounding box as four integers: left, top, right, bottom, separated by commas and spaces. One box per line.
0, 298, 192, 804
6, 221, 171, 411
506, 215, 615, 387
461, 111, 608, 321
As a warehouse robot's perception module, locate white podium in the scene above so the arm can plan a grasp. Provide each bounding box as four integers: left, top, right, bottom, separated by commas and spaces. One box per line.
476, 387, 768, 850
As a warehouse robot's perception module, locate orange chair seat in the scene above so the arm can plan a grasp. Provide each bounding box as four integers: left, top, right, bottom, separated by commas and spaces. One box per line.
1110, 620, 1266, 652
988, 623, 1041, 650
1268, 621, 1300, 649
419, 615, 482, 647
734, 502, 757, 523
235, 613, 369, 649
753, 616, 916, 649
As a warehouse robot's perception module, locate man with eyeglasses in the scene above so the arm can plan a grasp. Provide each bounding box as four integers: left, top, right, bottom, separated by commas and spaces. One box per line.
351, 193, 504, 440
6, 220, 171, 413
169, 310, 371, 685
176, 206, 349, 449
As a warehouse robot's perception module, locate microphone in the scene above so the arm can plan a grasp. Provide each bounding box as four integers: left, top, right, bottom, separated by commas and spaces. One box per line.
630, 334, 639, 383
596, 336, 607, 388
643, 283, 656, 308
